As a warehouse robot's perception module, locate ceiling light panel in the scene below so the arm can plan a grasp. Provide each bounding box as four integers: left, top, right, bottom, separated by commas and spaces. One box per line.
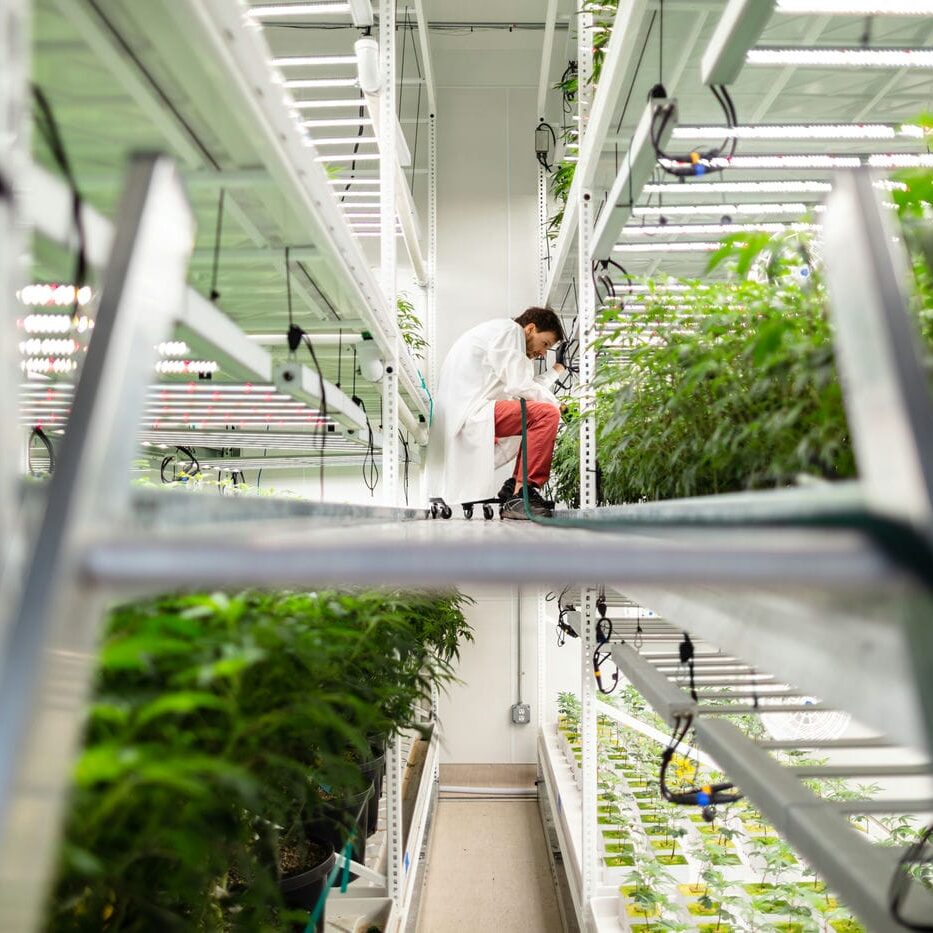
644, 180, 833, 194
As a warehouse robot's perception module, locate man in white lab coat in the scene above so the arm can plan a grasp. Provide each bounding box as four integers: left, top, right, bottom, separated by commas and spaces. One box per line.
427, 307, 565, 520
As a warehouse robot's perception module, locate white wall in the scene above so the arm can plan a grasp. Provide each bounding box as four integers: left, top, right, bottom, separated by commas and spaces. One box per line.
430, 80, 567, 766
437, 586, 581, 765
435, 86, 540, 365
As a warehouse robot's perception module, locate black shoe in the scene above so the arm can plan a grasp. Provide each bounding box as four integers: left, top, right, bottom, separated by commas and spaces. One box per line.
501, 485, 553, 520
497, 477, 517, 503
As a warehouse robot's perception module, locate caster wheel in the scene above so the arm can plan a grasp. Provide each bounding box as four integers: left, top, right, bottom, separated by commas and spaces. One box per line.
463, 505, 474, 519
442, 506, 453, 520
430, 503, 438, 519
483, 504, 494, 520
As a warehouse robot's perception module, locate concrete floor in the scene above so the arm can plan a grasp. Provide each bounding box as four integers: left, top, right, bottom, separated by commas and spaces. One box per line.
415, 796, 563, 933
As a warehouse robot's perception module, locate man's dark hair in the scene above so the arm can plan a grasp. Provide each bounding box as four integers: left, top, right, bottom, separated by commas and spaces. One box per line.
513, 306, 565, 342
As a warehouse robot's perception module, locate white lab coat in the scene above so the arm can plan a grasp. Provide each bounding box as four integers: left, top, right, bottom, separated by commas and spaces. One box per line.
426, 318, 560, 506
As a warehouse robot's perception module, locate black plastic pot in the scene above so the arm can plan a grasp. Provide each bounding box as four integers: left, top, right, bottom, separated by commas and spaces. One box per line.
279, 839, 335, 933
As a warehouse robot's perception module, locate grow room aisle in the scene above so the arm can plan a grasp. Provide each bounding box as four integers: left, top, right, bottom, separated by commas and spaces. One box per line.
415, 795, 563, 932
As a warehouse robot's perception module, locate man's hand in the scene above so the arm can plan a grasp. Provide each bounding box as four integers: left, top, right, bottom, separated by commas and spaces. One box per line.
553, 362, 566, 374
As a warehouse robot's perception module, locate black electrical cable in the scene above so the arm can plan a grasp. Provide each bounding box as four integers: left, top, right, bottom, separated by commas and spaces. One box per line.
28, 427, 55, 477
592, 589, 619, 695
613, 11, 657, 175
339, 91, 367, 199
535, 120, 558, 171
285, 248, 328, 500
659, 716, 742, 821
649, 84, 738, 179
354, 395, 379, 496
208, 189, 225, 302
889, 821, 933, 931
32, 86, 87, 319
160, 454, 175, 484
176, 446, 200, 478
400, 429, 410, 505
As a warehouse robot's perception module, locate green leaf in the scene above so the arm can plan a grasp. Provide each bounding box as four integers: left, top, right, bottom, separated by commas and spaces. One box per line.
134, 691, 229, 727
100, 634, 192, 671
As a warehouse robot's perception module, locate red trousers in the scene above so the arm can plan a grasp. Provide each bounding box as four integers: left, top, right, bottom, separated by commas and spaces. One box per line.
494, 400, 561, 488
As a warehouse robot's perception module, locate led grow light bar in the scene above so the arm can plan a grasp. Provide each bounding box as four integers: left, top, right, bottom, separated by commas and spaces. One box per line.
313, 137, 378, 146
672, 123, 924, 140
292, 99, 365, 110
663, 154, 863, 169
17, 284, 93, 307
621, 221, 820, 237
644, 180, 833, 194
315, 153, 381, 162
613, 242, 724, 252
248, 3, 351, 16
747, 48, 933, 68
633, 202, 813, 217
303, 118, 372, 128
271, 55, 357, 67
776, 0, 933, 12
285, 78, 358, 89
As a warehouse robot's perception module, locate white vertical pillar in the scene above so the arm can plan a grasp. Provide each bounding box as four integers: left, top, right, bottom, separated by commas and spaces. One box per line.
581, 588, 598, 929
577, 11, 598, 931
385, 732, 404, 902
537, 164, 548, 305
380, 0, 399, 507
426, 113, 438, 395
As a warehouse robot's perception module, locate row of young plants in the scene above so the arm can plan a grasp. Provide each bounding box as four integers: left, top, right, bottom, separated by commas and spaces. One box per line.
551, 170, 933, 506
553, 688, 930, 932
45, 588, 472, 931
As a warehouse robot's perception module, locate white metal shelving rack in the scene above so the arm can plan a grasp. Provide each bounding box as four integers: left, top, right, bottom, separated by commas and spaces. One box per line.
533, 1, 933, 930
1, 0, 442, 929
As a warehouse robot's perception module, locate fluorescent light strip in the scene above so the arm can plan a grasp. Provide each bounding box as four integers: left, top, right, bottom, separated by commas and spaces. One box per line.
328, 178, 379, 185
271, 55, 358, 67
312, 137, 378, 146
249, 3, 351, 17
303, 117, 371, 128
672, 123, 922, 140
316, 153, 381, 162
292, 99, 364, 110
613, 242, 726, 253
633, 202, 814, 217
776, 0, 933, 12
342, 212, 382, 219
285, 78, 358, 89
747, 48, 933, 68
18, 284, 93, 307
868, 153, 933, 168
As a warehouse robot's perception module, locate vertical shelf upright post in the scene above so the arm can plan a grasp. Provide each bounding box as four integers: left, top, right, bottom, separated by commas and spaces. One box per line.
380, 0, 399, 507
426, 113, 438, 395
576, 9, 598, 930
537, 589, 548, 733
537, 164, 548, 304
378, 0, 404, 905
0, 0, 28, 573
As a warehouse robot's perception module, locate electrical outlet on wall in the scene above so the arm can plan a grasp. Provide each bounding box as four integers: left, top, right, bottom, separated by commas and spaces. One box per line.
511, 703, 531, 725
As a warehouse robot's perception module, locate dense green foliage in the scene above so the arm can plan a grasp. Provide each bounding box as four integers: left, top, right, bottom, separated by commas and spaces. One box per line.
46, 589, 471, 931
552, 177, 933, 505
